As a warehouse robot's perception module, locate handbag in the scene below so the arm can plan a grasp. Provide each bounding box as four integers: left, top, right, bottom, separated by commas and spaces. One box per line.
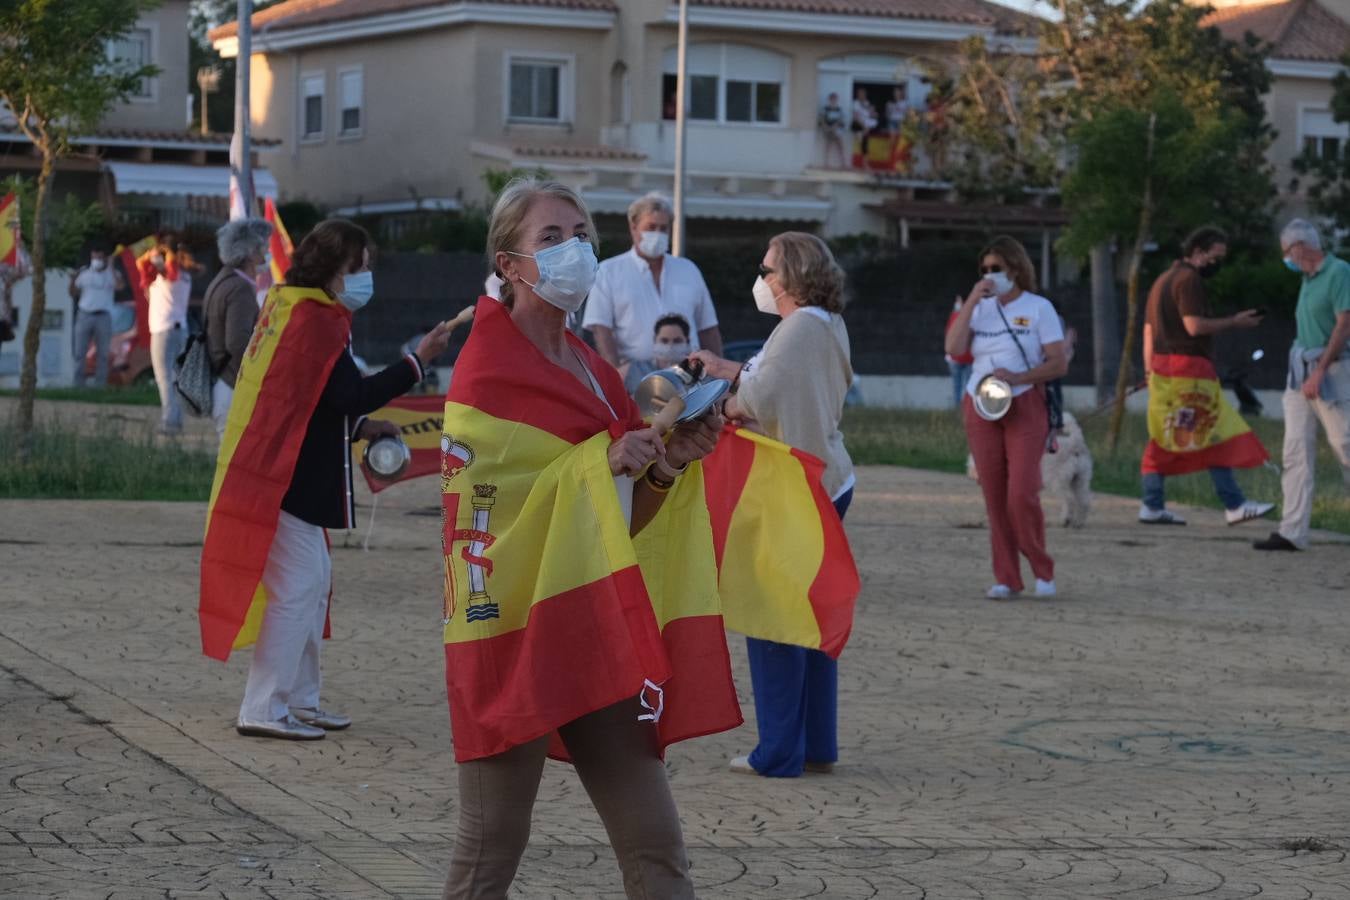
174, 331, 213, 417
992, 299, 1062, 447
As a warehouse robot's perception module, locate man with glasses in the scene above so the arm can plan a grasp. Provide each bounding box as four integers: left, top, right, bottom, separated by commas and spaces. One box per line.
1254, 218, 1350, 551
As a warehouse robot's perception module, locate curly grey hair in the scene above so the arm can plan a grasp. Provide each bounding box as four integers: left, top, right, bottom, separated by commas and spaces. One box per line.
1281, 218, 1322, 252
627, 191, 672, 225
216, 218, 274, 268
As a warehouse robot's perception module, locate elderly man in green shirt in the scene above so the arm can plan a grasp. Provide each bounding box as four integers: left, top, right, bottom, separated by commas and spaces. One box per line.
1254, 219, 1350, 551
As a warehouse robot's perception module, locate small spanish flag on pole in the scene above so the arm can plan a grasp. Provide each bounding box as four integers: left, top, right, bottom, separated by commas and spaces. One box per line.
0, 193, 19, 267
1142, 353, 1269, 477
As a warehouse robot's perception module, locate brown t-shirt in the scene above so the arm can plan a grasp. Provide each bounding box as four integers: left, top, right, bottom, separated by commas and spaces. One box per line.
1145, 261, 1211, 359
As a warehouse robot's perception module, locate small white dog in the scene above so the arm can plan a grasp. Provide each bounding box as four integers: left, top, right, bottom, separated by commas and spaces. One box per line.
965, 411, 1094, 528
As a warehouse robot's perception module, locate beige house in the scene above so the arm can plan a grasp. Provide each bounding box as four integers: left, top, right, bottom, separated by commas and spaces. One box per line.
0, 0, 278, 232
1205, 0, 1350, 220
211, 0, 1049, 241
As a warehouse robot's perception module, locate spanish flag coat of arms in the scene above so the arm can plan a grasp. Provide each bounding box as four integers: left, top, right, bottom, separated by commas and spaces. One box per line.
1142, 353, 1268, 476
440, 298, 742, 762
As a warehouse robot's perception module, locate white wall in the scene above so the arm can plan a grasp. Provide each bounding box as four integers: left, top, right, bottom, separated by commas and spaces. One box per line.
0, 270, 76, 388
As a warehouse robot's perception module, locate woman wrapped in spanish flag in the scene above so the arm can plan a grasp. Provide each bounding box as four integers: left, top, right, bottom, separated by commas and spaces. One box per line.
439, 179, 738, 899
200, 220, 454, 740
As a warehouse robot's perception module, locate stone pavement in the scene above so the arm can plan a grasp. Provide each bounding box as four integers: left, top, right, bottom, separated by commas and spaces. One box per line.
3, 461, 1350, 899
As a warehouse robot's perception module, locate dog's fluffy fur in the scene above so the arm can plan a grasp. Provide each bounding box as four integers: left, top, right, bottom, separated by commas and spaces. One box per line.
965, 411, 1094, 528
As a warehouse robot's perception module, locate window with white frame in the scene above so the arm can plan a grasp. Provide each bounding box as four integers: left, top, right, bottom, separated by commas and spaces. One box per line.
107, 27, 154, 99
301, 73, 324, 140
662, 44, 787, 125
1301, 106, 1347, 161
507, 55, 570, 123
338, 68, 363, 136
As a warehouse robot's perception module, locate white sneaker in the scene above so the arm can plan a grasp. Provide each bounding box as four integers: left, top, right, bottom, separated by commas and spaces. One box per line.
1226, 501, 1275, 526
1138, 505, 1186, 525
1034, 579, 1057, 597
729, 755, 759, 775
986, 584, 1019, 600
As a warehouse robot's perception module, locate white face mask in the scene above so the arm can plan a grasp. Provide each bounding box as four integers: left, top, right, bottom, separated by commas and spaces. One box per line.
986, 271, 1014, 296
637, 230, 669, 259
91, 258, 107, 271
510, 237, 598, 313
653, 339, 690, 367
753, 275, 780, 316
338, 270, 374, 312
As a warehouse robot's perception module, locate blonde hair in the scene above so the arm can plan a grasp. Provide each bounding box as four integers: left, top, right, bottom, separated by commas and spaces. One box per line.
627, 191, 672, 226
980, 235, 1037, 292
487, 178, 598, 308
769, 231, 846, 313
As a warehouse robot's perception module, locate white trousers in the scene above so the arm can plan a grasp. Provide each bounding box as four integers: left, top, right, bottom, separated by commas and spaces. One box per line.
212, 379, 234, 440
149, 328, 185, 431
1278, 386, 1350, 549
239, 511, 332, 723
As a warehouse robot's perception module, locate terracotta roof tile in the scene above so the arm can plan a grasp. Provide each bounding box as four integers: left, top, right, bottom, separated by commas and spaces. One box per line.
0, 126, 281, 148
690, 0, 1040, 31
1203, 0, 1350, 63
210, 0, 616, 40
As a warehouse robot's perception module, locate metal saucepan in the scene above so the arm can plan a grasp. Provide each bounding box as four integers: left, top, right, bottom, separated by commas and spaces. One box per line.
363, 434, 412, 481
973, 374, 1014, 421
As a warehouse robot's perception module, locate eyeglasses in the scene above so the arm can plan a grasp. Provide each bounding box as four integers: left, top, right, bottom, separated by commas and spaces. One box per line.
758, 264, 775, 277
980, 264, 1004, 275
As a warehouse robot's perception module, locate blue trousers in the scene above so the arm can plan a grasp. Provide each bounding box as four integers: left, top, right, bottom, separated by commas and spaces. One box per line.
1141, 468, 1245, 512
746, 488, 853, 777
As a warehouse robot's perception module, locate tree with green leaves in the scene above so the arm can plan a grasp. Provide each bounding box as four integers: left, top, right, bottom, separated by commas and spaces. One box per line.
0, 0, 160, 450
1293, 52, 1350, 246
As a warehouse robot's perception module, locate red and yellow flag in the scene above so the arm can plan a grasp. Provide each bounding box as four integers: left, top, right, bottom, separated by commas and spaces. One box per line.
264, 197, 293, 287
114, 235, 156, 351
1142, 353, 1269, 476
199, 286, 352, 660
354, 394, 444, 493
440, 298, 740, 763
0, 193, 19, 267
703, 427, 859, 658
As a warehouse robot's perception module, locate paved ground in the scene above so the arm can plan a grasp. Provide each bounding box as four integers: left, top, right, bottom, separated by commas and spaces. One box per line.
3, 442, 1350, 898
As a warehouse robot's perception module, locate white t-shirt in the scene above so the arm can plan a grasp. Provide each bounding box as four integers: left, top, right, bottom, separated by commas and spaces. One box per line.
965, 291, 1064, 399
582, 248, 719, 365
74, 265, 117, 314
148, 270, 190, 334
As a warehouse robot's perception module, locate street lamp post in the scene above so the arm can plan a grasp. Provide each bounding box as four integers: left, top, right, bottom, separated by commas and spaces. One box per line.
672, 0, 689, 257
196, 66, 221, 134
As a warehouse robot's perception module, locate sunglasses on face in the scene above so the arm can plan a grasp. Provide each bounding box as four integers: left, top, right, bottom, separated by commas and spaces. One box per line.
758, 264, 775, 277
980, 264, 1004, 275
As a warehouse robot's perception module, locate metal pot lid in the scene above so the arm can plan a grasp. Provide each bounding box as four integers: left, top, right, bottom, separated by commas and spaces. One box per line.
364, 434, 412, 480
973, 375, 1014, 421
677, 378, 731, 423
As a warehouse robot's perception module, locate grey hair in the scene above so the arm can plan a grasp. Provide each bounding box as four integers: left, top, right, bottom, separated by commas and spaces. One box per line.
216, 218, 274, 268
627, 191, 672, 225
1281, 218, 1322, 252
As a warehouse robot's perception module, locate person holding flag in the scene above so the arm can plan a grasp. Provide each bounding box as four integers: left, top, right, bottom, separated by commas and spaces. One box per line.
440, 179, 735, 899
1139, 226, 1272, 526
200, 219, 455, 740
691, 231, 857, 779
204, 218, 273, 438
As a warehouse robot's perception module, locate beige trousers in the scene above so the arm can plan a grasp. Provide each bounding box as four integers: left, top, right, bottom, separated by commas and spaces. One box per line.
1278, 387, 1350, 548
443, 698, 695, 900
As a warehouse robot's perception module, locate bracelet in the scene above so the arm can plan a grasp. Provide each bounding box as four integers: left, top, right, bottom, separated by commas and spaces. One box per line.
729, 364, 744, 395
645, 469, 674, 493
653, 456, 688, 482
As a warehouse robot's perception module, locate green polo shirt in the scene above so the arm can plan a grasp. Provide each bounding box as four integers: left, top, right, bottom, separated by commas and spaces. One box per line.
1295, 254, 1350, 348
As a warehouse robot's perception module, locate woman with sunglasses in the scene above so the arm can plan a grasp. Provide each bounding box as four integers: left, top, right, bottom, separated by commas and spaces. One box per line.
690, 232, 855, 777
945, 235, 1068, 600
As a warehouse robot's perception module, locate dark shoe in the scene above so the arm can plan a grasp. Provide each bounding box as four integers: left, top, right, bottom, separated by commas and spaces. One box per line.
236, 715, 326, 740
292, 707, 352, 730
804, 761, 835, 774
1253, 531, 1299, 551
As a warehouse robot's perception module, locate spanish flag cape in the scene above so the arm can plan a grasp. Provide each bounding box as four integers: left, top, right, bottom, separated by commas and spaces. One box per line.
199, 286, 352, 660
441, 298, 741, 763
1142, 353, 1268, 476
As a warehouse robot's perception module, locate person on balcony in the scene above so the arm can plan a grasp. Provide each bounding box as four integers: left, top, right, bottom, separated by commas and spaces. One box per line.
850, 88, 878, 166
819, 92, 847, 169
582, 192, 722, 372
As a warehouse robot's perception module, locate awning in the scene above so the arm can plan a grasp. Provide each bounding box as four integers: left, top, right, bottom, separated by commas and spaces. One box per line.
584, 188, 830, 223
104, 161, 278, 199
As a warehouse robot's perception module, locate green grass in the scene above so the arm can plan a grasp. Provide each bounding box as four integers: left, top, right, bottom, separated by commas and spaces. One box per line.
0, 417, 215, 501
842, 407, 1350, 535
0, 384, 160, 406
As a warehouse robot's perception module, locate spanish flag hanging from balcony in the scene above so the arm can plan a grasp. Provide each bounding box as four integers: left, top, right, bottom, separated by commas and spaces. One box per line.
1142, 353, 1269, 476
199, 286, 351, 660
0, 193, 19, 266
702, 427, 859, 659
440, 297, 740, 763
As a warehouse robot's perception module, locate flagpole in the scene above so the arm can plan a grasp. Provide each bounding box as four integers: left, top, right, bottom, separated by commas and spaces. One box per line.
230, 0, 254, 220
672, 0, 689, 257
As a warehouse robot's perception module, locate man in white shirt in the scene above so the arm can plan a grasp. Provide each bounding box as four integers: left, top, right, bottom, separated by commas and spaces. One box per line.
69, 246, 124, 387
142, 238, 193, 435
582, 192, 722, 374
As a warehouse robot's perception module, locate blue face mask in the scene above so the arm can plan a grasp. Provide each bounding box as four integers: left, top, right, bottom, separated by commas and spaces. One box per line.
1283, 256, 1302, 274
338, 270, 374, 311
